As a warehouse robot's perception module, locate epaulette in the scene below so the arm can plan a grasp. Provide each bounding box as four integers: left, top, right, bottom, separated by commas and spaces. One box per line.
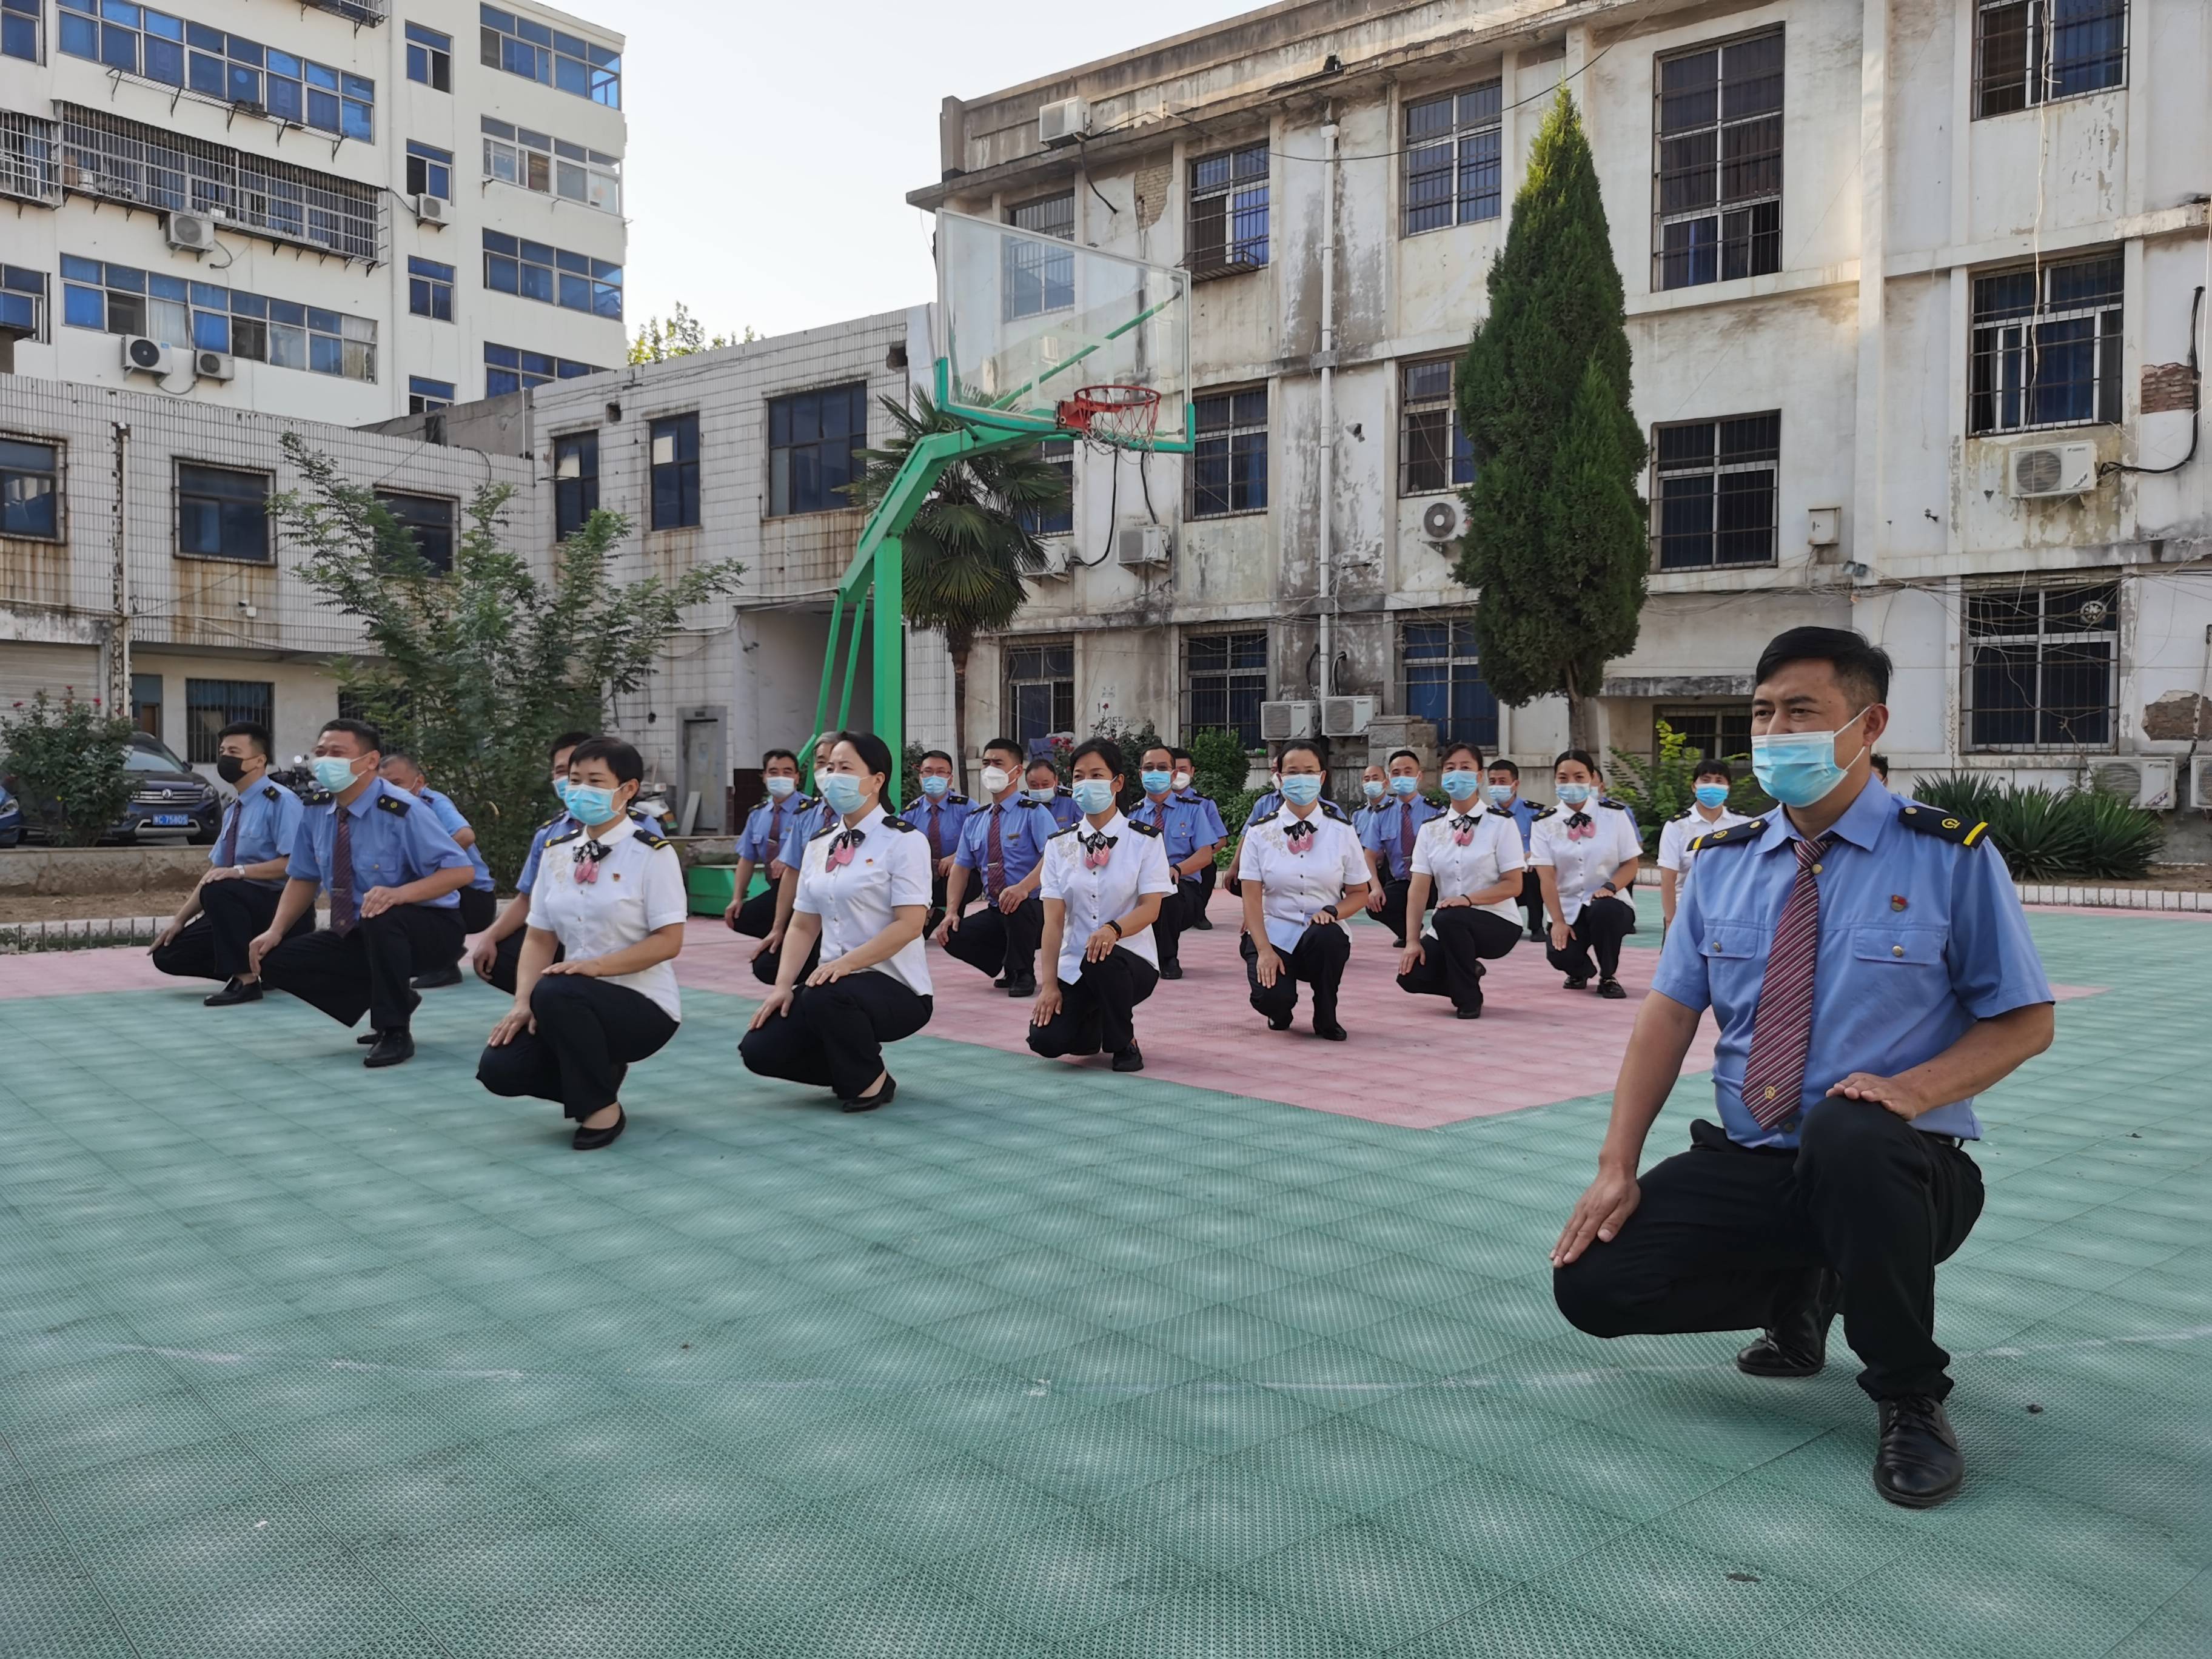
881, 815, 917, 832
1175, 789, 1207, 802
1690, 818, 1765, 852
261, 783, 281, 802
548, 825, 583, 846
1897, 803, 1986, 846
1017, 795, 1051, 808
635, 826, 669, 849
375, 793, 411, 816
1671, 806, 1694, 821
1530, 805, 1557, 821
1054, 785, 1073, 797
1320, 800, 1349, 822
1424, 794, 1446, 809
945, 792, 970, 805
300, 786, 333, 806
1048, 824, 1079, 840
1487, 806, 1516, 820
1601, 796, 1631, 811
1126, 820, 1161, 837
536, 811, 565, 832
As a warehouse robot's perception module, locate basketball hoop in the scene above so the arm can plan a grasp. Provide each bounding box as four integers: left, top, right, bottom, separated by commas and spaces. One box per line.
1058, 384, 1161, 447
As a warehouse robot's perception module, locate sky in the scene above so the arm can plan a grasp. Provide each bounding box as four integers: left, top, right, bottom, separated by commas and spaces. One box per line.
614, 0, 1263, 344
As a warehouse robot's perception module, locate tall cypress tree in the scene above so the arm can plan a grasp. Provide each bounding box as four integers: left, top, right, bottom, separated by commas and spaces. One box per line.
1455, 89, 1647, 751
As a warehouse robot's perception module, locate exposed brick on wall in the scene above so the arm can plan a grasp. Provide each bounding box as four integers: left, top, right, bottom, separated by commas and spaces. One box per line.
2142, 362, 2200, 416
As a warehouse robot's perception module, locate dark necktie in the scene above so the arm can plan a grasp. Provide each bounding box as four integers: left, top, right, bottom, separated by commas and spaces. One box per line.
1398, 801, 1415, 873
329, 808, 358, 936
986, 807, 1006, 900
927, 803, 944, 859
1740, 834, 1832, 1129
768, 799, 785, 846
218, 797, 242, 866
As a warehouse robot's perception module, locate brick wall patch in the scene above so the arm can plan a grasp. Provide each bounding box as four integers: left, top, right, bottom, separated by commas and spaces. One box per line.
2141, 361, 2199, 415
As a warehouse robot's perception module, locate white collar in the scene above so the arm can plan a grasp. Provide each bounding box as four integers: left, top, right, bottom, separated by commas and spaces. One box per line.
1077, 811, 1127, 839
577, 814, 640, 851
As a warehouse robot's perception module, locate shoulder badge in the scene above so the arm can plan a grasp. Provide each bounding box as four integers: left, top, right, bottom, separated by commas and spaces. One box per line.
1689, 817, 1766, 853
1600, 796, 1630, 811
300, 786, 333, 807
1019, 796, 1050, 809
946, 792, 970, 805
261, 783, 281, 802
1320, 800, 1349, 822
1126, 820, 1162, 838
635, 827, 669, 849
1530, 805, 1557, 822
1054, 785, 1073, 797
547, 825, 583, 846
1047, 823, 1079, 841
1670, 806, 1694, 821
1897, 803, 1987, 846
375, 793, 411, 817
808, 820, 839, 841
882, 815, 917, 832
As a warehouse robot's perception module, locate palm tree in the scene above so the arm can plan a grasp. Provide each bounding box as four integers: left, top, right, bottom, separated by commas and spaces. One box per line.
844, 392, 1071, 771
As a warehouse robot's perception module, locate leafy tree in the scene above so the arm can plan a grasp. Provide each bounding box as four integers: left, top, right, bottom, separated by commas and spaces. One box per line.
0, 688, 136, 846
844, 392, 1070, 769
1455, 88, 1648, 751
269, 434, 743, 881
1187, 726, 1253, 805
628, 301, 755, 364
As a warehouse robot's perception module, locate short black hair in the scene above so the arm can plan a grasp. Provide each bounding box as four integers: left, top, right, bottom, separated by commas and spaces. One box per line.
919, 749, 954, 770
1139, 742, 1175, 766
320, 717, 382, 754
550, 729, 595, 762
1755, 626, 1892, 705
1169, 748, 1195, 767
1871, 753, 1890, 780
1025, 755, 1061, 777
826, 729, 894, 784
1693, 757, 1734, 784
1068, 737, 1124, 780
1387, 748, 1421, 768
377, 750, 418, 773
215, 720, 271, 759
1487, 758, 1520, 780
1278, 739, 1327, 770
1440, 740, 1486, 771
1552, 748, 1602, 777
760, 746, 798, 769
983, 735, 1026, 767
568, 735, 643, 786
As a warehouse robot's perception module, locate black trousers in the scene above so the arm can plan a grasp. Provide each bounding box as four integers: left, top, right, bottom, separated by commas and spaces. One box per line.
740, 973, 933, 1101
1193, 863, 1218, 925
1242, 922, 1350, 1028
484, 928, 564, 996
1028, 949, 1159, 1059
1546, 894, 1635, 982
476, 976, 678, 1121
945, 894, 1044, 984
1375, 874, 1432, 948
1553, 1112, 1985, 1401
1151, 880, 1201, 972
729, 888, 777, 939
1518, 870, 1546, 938
1396, 907, 1523, 1011
749, 927, 822, 987
154, 880, 304, 984
458, 887, 497, 935
258, 904, 465, 1032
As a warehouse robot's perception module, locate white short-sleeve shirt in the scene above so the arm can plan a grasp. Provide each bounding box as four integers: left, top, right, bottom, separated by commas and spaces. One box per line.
1037, 811, 1178, 984
531, 816, 690, 1021
793, 803, 934, 996
1236, 804, 1371, 954
1410, 808, 1527, 928
1657, 805, 1755, 875
1527, 802, 1643, 919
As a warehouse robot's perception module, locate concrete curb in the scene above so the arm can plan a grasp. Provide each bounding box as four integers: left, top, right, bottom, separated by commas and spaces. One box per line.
2016, 884, 2211, 913
0, 910, 333, 951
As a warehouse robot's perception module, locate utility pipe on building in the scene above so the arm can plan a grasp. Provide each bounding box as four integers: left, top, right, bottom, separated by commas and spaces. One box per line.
1317, 113, 1338, 706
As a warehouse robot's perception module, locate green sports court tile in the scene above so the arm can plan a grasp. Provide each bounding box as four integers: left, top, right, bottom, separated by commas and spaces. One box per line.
1054, 1572, 1373, 1659
1388, 1584, 1683, 1659
1235, 1519, 1514, 1647
918, 1517, 1209, 1639
836, 1455, 1081, 1562
1840, 1539, 2148, 1659
975, 1408, 1207, 1506
1112, 1378, 1339, 1456
1094, 1464, 1358, 1573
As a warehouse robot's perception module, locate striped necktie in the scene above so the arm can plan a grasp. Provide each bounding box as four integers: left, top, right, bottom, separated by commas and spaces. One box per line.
328, 808, 358, 937
218, 797, 242, 866
1740, 834, 1831, 1129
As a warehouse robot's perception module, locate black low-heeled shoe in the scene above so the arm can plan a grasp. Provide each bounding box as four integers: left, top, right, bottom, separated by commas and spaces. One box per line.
203, 978, 263, 1007
841, 1074, 896, 1113
572, 1107, 626, 1150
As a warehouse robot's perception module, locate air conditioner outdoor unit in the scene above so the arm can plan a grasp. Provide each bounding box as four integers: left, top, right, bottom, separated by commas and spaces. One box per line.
1030, 541, 1071, 580
166, 212, 217, 252
2132, 757, 2177, 811
2191, 755, 2212, 812
414, 193, 448, 225
195, 350, 235, 381
1038, 97, 1090, 148
1116, 523, 1171, 568
1419, 497, 1470, 541
2005, 441, 2097, 498
119, 336, 176, 376
1259, 700, 1318, 743
1322, 695, 1376, 739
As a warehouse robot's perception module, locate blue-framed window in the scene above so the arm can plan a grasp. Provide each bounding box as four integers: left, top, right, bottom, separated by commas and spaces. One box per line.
55, 1, 372, 139
405, 22, 451, 91
1190, 388, 1268, 518
1188, 144, 1270, 272
1399, 360, 1474, 495
59, 255, 374, 379
478, 5, 618, 107
2, 0, 41, 63
1019, 438, 1074, 537
1, 266, 47, 342
1975, 0, 2127, 118
405, 142, 452, 201
649, 412, 700, 530
407, 257, 454, 322
1969, 253, 2123, 434
1402, 619, 1498, 749
553, 431, 597, 538
481, 230, 621, 320
1404, 81, 1503, 233
1655, 30, 1783, 291
484, 341, 597, 397
0, 437, 62, 540
767, 382, 868, 517
481, 117, 621, 213
407, 375, 454, 414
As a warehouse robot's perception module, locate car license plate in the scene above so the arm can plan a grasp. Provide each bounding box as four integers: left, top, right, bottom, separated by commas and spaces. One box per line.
150, 814, 192, 827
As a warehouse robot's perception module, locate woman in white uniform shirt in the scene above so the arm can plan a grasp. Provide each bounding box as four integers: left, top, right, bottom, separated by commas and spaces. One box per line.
740, 731, 932, 1111
1395, 741, 1527, 1019
1238, 740, 1372, 1041
477, 738, 688, 1151
1527, 748, 1641, 999
1029, 738, 1177, 1073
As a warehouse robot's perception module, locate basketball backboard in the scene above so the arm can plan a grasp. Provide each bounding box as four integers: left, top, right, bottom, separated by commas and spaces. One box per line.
935, 209, 1193, 453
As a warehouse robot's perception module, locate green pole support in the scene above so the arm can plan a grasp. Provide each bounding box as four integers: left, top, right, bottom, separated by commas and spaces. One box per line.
803, 591, 847, 773
836, 588, 869, 734
876, 535, 904, 807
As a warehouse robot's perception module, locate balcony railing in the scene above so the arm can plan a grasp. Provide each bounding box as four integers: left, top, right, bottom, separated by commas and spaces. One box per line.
303, 0, 389, 23
1, 112, 61, 207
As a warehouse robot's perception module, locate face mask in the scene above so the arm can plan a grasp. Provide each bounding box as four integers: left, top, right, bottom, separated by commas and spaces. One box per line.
1752, 709, 1869, 809
1025, 787, 1057, 805
1389, 775, 1419, 797
551, 774, 573, 805
1486, 784, 1515, 806
820, 773, 868, 816
1361, 779, 1386, 801
566, 783, 625, 826
920, 775, 950, 799
1141, 770, 1173, 796
1279, 774, 1323, 807
765, 776, 796, 800
1694, 783, 1731, 809
813, 769, 831, 798
215, 755, 249, 785
980, 766, 1012, 794
1269, 773, 1282, 794
312, 756, 360, 792
1556, 782, 1594, 807
1071, 778, 1116, 816
1171, 770, 1192, 791
1440, 771, 1482, 802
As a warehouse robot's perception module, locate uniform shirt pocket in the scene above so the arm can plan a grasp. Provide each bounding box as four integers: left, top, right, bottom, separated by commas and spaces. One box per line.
1851, 925, 1946, 967
1699, 921, 1764, 961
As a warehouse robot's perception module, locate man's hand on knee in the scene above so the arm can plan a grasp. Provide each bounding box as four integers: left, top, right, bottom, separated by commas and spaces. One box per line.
1552, 1167, 1640, 1266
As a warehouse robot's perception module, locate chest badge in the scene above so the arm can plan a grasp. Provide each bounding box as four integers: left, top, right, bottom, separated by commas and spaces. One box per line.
1890, 894, 1908, 911
611, 872, 621, 882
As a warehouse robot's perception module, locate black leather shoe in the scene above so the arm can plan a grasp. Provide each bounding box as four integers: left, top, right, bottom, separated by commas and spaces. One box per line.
1597, 979, 1627, 1000
1266, 1013, 1293, 1031
411, 966, 463, 990
841, 1074, 896, 1113
1111, 1045, 1143, 1073
1007, 975, 1036, 999
203, 978, 262, 1007
1737, 1270, 1840, 1378
992, 975, 1009, 989
572, 1107, 626, 1150
1159, 964, 1183, 981
1190, 914, 1213, 931
1313, 1020, 1348, 1042
1455, 1005, 1482, 1020
1563, 976, 1588, 991
363, 1030, 415, 1068
1873, 1395, 1964, 1508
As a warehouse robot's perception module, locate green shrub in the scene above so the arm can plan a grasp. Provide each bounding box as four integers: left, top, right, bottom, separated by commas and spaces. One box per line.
1908, 775, 2163, 880
1608, 720, 1768, 859
1215, 786, 1267, 869
0, 689, 138, 846
1187, 727, 1253, 805
2073, 788, 2165, 880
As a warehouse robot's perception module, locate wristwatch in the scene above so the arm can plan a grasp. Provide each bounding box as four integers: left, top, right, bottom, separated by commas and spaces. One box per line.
1105, 918, 1124, 937
1599, 880, 1618, 894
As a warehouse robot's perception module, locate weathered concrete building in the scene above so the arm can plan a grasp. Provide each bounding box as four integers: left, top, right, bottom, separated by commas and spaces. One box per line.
905, 0, 2211, 803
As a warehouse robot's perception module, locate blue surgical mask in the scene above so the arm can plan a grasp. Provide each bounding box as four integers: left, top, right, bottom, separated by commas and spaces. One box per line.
1440, 771, 1482, 802
1486, 784, 1515, 806
1279, 774, 1323, 807
1752, 710, 1869, 809
1141, 770, 1173, 796
765, 776, 797, 800
1025, 787, 1057, 805
566, 783, 622, 826
1389, 775, 1419, 797
920, 775, 950, 799
1694, 783, 1731, 809
820, 773, 868, 816
312, 757, 360, 792
1071, 778, 1116, 816
1556, 782, 1594, 807
1361, 779, 1384, 800
550, 774, 572, 804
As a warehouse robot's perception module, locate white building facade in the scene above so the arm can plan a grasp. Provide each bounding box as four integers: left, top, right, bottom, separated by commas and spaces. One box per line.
0, 0, 627, 424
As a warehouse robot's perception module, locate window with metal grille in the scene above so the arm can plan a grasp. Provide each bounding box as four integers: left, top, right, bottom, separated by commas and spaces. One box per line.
0, 437, 61, 541
1654, 30, 1783, 291
1190, 389, 1268, 518
1399, 360, 1474, 494
480, 4, 620, 107
1002, 191, 1075, 321
554, 432, 598, 538
481, 116, 620, 213
1404, 81, 1503, 234
377, 491, 455, 573
1654, 706, 1753, 763
1188, 143, 1270, 274
650, 414, 701, 530
407, 375, 454, 414
1652, 412, 1780, 569
2, 0, 40, 64
175, 464, 269, 563
484, 341, 597, 397
1, 111, 58, 204
1005, 641, 1075, 749
61, 255, 377, 380
768, 382, 868, 517
405, 141, 452, 201
1, 266, 46, 344
130, 672, 163, 737
184, 680, 273, 763
1019, 438, 1074, 537
1185, 631, 1269, 749
1401, 620, 1499, 749
406, 22, 451, 91
483, 230, 622, 319
1969, 253, 2122, 434
1966, 579, 2119, 750
56, 4, 374, 139
407, 257, 454, 322
1974, 0, 2127, 118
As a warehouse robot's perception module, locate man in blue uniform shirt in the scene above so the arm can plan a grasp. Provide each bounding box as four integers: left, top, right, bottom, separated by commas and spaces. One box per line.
938, 734, 1056, 996
749, 759, 837, 987
152, 720, 307, 1002
378, 751, 499, 987
722, 747, 809, 943
902, 748, 976, 933
1550, 629, 2054, 1509
1170, 747, 1228, 929
247, 719, 478, 1068
1361, 748, 1448, 947
1485, 759, 1545, 939
1126, 743, 1224, 979
1025, 756, 1082, 831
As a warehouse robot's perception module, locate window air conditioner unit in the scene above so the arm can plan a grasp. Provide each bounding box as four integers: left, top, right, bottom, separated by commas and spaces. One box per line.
119, 336, 176, 376
1419, 497, 1470, 541
1321, 695, 1376, 739
2191, 755, 2212, 812
1116, 523, 1171, 569
1030, 541, 1071, 580
1259, 700, 1318, 743
1038, 97, 1090, 149
415, 193, 448, 226
166, 212, 218, 252
2005, 441, 2097, 498
194, 350, 235, 381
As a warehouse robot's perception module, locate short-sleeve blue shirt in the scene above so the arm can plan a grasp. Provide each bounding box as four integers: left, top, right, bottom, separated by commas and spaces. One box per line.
212, 776, 304, 887
954, 795, 1054, 888
287, 777, 474, 910
776, 798, 837, 869
1651, 777, 2053, 1149
1242, 789, 1284, 830
1362, 796, 1449, 882
417, 786, 495, 891
736, 794, 811, 865
1497, 796, 1539, 851
1127, 791, 1222, 883
902, 792, 977, 860
1179, 790, 1228, 843
1036, 789, 1082, 831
